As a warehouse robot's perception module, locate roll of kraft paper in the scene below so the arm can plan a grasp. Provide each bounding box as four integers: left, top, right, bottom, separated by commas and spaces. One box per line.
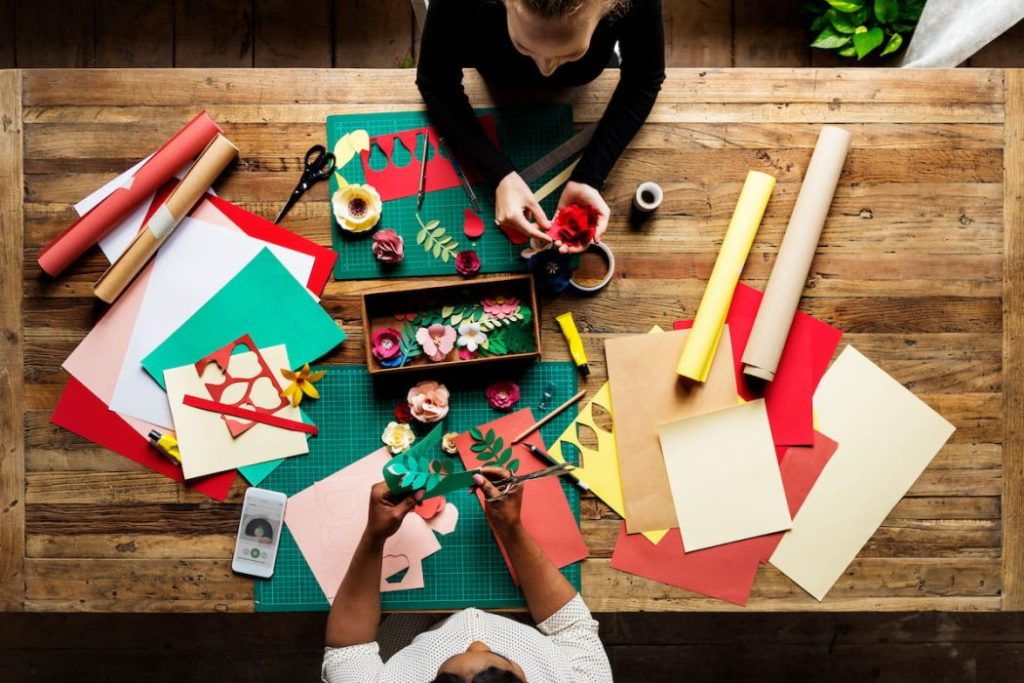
676, 170, 776, 382
742, 126, 850, 382
37, 111, 222, 276
94, 134, 239, 304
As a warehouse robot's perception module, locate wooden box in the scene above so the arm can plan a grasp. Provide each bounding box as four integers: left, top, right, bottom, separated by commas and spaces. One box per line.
361, 274, 541, 376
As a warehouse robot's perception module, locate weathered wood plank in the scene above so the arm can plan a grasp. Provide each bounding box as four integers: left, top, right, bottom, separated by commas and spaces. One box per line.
254, 0, 333, 68
970, 21, 1024, 68
174, 0, 254, 68
335, 0, 413, 68
733, 0, 810, 67
15, 0, 94, 67
664, 0, 732, 68
93, 0, 174, 68
0, 0, 13, 68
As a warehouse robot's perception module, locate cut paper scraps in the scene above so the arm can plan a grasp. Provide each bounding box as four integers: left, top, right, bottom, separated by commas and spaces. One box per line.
659, 399, 792, 552
770, 346, 955, 601
383, 424, 480, 499
463, 208, 485, 239
454, 409, 588, 580
332, 129, 371, 187
285, 447, 457, 602
165, 344, 311, 480
677, 170, 776, 383
610, 431, 838, 606
605, 326, 738, 534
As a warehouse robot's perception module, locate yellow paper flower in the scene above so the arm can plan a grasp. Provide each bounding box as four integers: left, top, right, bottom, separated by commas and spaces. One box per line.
332, 183, 382, 233
382, 421, 416, 454
280, 364, 326, 407
441, 432, 460, 455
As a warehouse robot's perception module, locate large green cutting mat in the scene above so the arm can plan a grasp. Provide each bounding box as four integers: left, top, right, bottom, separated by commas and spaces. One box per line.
327, 106, 575, 280
255, 362, 581, 612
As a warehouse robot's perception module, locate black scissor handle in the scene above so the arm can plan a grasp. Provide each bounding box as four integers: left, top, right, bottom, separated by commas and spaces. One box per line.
303, 144, 336, 181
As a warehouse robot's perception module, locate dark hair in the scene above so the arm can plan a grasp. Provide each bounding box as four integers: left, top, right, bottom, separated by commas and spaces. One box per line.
511, 0, 630, 20
430, 667, 524, 683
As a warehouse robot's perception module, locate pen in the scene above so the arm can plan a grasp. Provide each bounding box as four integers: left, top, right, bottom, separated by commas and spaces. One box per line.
523, 443, 590, 492
438, 136, 481, 214
417, 135, 428, 210
148, 429, 181, 465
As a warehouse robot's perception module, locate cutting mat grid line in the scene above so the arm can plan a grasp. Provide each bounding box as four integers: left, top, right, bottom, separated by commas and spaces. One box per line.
255, 362, 581, 612
327, 107, 575, 280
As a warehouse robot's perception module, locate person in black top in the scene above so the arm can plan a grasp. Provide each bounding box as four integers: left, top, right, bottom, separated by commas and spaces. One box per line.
416, 0, 665, 251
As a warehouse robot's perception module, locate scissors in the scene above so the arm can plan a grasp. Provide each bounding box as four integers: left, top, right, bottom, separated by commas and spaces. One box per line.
483, 463, 576, 502
275, 145, 336, 224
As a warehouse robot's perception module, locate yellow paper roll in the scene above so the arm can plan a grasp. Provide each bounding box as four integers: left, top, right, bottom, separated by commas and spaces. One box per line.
677, 170, 776, 382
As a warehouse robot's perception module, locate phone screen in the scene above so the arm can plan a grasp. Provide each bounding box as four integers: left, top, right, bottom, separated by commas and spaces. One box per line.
235, 493, 285, 569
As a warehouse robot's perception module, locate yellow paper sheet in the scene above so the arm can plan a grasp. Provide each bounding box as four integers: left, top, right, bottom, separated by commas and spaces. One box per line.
677, 170, 776, 382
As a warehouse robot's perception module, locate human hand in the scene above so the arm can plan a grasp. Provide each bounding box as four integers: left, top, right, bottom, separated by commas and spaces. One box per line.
364, 482, 421, 543
472, 467, 523, 538
555, 181, 610, 254
496, 172, 552, 244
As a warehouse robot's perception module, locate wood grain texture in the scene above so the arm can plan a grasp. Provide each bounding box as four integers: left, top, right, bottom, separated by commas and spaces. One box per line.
970, 20, 1024, 68
15, 0, 94, 67
0, 0, 13, 68
254, 0, 333, 68
93, 0, 174, 68
335, 0, 413, 68
733, 0, 810, 67
0, 70, 24, 611
8, 68, 1015, 612
174, 0, 254, 68
664, 0, 732, 68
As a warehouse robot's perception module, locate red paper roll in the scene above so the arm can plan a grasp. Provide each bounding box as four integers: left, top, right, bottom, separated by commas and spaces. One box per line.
37, 111, 222, 276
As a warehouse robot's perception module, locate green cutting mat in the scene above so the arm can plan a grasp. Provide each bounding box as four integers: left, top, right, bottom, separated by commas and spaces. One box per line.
255, 362, 581, 612
327, 106, 575, 280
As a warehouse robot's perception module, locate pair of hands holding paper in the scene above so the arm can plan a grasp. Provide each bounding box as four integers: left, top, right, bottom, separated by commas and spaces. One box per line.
496, 171, 609, 254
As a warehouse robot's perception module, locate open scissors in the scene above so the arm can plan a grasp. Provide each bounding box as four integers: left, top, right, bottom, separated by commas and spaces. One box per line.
275, 144, 336, 224
483, 463, 576, 502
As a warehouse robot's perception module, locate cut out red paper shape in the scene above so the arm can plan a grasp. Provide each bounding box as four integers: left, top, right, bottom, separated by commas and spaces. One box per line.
463, 208, 485, 239
52, 377, 235, 501
182, 394, 318, 435
361, 117, 499, 202
454, 409, 589, 582
414, 495, 446, 521
498, 222, 529, 245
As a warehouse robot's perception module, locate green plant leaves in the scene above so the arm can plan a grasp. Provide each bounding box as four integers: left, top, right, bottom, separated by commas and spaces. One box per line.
826, 0, 863, 11
879, 31, 903, 56
853, 26, 885, 58
827, 9, 860, 33
809, 0, 913, 59
873, 0, 898, 24
811, 27, 852, 49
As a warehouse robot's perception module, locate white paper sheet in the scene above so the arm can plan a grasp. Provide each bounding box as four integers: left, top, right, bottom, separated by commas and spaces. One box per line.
901, 0, 1024, 68
108, 217, 315, 428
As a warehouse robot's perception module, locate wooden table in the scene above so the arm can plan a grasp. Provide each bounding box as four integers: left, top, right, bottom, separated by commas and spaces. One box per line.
1, 68, 1021, 613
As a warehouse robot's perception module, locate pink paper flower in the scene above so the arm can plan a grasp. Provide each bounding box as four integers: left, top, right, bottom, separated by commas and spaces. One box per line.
455, 250, 481, 277
485, 381, 521, 412
482, 295, 521, 320
371, 328, 403, 361
415, 324, 457, 362
394, 312, 417, 321
407, 381, 450, 423
372, 229, 404, 264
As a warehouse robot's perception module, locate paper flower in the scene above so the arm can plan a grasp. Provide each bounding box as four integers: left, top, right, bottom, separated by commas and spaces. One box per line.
416, 324, 457, 362
485, 381, 521, 412
332, 183, 382, 233
371, 229, 404, 264
394, 401, 413, 424
455, 250, 481, 277
382, 421, 416, 454
457, 322, 488, 352
394, 312, 417, 321
441, 432, 460, 454
458, 348, 478, 361
371, 327, 403, 363
548, 203, 598, 248
279, 364, 326, 407
407, 381, 450, 424
482, 296, 521, 320
520, 236, 553, 261
527, 248, 573, 294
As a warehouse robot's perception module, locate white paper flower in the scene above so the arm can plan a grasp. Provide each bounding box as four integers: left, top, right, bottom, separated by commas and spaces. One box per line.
457, 322, 488, 352
332, 183, 382, 233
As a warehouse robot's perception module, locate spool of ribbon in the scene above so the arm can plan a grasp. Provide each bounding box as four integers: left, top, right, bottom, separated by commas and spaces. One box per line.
569, 241, 615, 293
633, 181, 663, 213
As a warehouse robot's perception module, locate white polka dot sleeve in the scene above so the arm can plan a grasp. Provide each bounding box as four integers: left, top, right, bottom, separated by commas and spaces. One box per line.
537, 594, 613, 683
321, 642, 384, 683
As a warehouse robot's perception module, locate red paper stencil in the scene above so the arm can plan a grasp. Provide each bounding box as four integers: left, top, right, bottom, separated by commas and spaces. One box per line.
194, 334, 290, 438
463, 208, 485, 239
360, 117, 500, 201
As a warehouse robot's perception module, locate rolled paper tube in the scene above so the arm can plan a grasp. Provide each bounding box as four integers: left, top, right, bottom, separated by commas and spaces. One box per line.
742, 127, 851, 382
633, 181, 663, 212
676, 170, 776, 382
93, 134, 239, 304
38, 111, 222, 276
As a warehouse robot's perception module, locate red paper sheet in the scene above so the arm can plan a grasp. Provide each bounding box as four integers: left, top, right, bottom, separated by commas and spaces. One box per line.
674, 283, 842, 448
454, 409, 589, 581
52, 377, 235, 501
610, 432, 839, 605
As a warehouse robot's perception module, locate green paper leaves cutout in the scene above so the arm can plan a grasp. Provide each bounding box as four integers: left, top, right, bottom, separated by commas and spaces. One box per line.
416, 215, 459, 263
383, 424, 478, 498
469, 426, 521, 473
398, 324, 423, 364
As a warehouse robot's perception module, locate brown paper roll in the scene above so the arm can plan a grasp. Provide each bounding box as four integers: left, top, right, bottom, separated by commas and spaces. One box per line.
93, 134, 238, 304
741, 126, 850, 382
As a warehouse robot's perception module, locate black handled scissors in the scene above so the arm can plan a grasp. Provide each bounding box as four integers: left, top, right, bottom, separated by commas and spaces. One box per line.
484, 463, 576, 502
275, 145, 336, 224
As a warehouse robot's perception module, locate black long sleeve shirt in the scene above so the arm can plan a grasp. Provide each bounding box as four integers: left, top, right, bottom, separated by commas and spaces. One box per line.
415, 0, 665, 191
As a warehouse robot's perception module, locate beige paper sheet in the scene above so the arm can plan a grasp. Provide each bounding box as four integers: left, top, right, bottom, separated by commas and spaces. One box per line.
606, 326, 738, 533
769, 346, 955, 600
659, 399, 792, 552
164, 344, 310, 479
742, 127, 850, 382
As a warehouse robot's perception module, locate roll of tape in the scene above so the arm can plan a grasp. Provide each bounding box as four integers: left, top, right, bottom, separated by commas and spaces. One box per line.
569, 241, 615, 293
633, 181, 663, 213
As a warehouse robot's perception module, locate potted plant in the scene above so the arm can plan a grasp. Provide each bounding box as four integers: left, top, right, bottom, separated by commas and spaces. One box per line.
806, 0, 926, 60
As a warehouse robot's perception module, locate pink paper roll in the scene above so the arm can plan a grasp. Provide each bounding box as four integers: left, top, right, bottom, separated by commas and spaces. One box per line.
37, 111, 222, 276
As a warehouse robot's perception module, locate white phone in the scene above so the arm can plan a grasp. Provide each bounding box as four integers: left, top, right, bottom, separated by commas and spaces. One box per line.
232, 487, 287, 578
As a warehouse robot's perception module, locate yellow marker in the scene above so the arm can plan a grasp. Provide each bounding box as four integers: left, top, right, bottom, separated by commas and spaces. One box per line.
556, 312, 589, 377
148, 430, 181, 466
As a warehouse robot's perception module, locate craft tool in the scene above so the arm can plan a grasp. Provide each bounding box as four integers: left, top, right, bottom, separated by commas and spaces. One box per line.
182, 395, 319, 435
567, 242, 615, 294
483, 463, 576, 501
520, 123, 597, 183
537, 382, 556, 411
94, 134, 238, 304
523, 443, 589, 492
512, 389, 586, 444
275, 144, 336, 224
148, 429, 181, 465
633, 181, 663, 213
416, 135, 429, 209
533, 158, 580, 203
555, 312, 590, 376
438, 136, 481, 213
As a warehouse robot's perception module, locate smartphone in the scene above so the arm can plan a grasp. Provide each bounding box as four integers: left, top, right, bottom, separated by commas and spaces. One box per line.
232, 487, 287, 578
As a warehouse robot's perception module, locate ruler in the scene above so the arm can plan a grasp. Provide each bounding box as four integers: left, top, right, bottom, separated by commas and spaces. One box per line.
520, 123, 597, 184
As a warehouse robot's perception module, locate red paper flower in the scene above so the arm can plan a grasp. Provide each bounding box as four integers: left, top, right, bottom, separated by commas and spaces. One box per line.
458, 348, 478, 361
371, 328, 403, 361
485, 381, 521, 412
455, 250, 481, 277
372, 229, 404, 264
548, 203, 598, 248
394, 401, 413, 423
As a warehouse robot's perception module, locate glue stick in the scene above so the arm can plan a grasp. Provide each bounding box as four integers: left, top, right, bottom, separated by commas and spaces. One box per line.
555, 312, 590, 377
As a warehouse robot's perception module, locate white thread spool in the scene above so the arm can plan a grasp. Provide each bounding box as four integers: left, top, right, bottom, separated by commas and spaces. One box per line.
633, 181, 663, 213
